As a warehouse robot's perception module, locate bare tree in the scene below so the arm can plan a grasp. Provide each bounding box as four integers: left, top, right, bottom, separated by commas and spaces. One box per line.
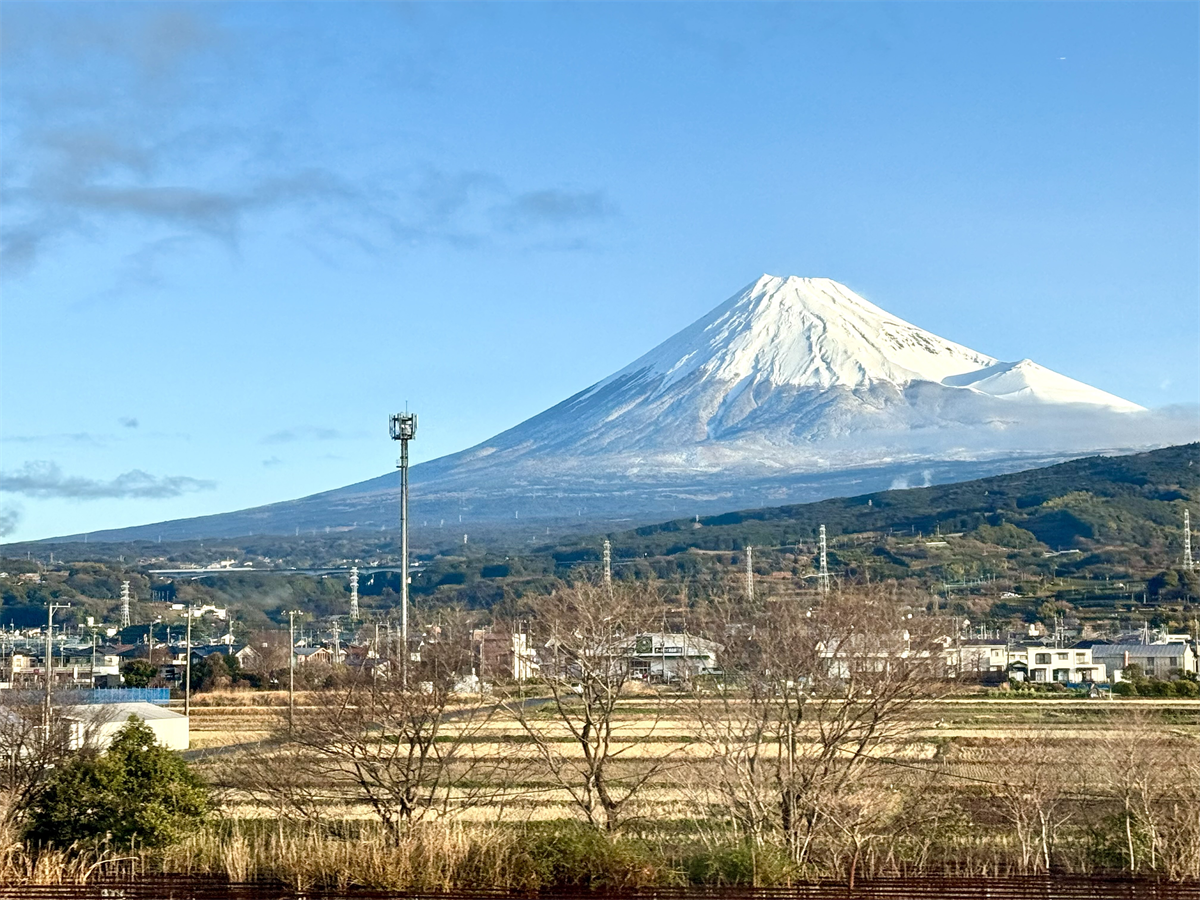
506, 581, 678, 832
689, 584, 944, 867
992, 732, 1074, 873
1160, 742, 1200, 881
1093, 711, 1183, 874
228, 612, 497, 842
241, 630, 294, 677
0, 690, 95, 833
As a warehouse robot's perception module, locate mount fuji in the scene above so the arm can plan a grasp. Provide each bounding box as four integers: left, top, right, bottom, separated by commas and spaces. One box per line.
47, 276, 1194, 543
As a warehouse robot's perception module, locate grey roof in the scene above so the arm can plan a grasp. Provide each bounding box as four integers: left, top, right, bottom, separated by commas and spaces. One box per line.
1091, 644, 1190, 658
62, 702, 186, 723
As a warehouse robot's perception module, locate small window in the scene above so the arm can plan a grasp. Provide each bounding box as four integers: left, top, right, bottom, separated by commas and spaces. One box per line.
1168, 658, 1178, 668
1076, 653, 1086, 661
1035, 653, 1051, 664
1057, 653, 1068, 660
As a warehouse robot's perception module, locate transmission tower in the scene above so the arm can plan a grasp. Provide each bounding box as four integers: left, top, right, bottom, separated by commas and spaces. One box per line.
120, 581, 131, 629
349, 566, 360, 620
1185, 509, 1194, 573
818, 525, 830, 594
602, 539, 612, 591
746, 546, 754, 601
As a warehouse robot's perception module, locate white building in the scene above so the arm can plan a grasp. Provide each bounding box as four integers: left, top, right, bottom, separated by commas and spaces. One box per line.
623, 632, 721, 682
63, 702, 189, 751
945, 641, 1106, 683
1005, 643, 1106, 683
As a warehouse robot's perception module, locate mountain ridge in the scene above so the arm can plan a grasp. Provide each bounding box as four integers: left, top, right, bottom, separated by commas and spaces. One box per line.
21, 275, 1194, 544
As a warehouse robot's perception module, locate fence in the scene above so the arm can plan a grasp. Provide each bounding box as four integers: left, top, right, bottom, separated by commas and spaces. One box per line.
78, 687, 171, 706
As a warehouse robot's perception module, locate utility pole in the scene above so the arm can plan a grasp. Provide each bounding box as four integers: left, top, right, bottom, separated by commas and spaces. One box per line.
389, 412, 417, 690
184, 605, 193, 719
44, 602, 69, 737
603, 539, 612, 592
120, 581, 131, 630
746, 546, 754, 601
288, 610, 298, 732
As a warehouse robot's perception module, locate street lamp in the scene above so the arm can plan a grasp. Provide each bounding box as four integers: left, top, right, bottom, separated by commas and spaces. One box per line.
389, 412, 416, 689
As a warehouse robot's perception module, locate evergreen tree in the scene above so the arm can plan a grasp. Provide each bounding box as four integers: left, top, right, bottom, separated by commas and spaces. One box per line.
23, 717, 207, 849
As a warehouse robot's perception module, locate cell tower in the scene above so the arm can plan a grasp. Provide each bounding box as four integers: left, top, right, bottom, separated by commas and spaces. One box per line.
746, 546, 754, 601
1185, 509, 1194, 573
349, 566, 360, 620
818, 525, 830, 594
389, 411, 417, 689
120, 581, 131, 629
602, 539, 612, 591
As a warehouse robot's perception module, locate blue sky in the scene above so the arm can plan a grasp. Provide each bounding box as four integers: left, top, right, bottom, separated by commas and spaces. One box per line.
2, 2, 1197, 543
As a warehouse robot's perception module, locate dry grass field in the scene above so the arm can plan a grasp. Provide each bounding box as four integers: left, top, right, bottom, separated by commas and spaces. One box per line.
184, 692, 1200, 825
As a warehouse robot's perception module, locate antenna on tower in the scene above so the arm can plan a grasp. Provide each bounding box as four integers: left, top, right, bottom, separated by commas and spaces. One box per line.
350, 566, 360, 620
746, 546, 754, 601
120, 581, 131, 629
602, 539, 612, 591
1185, 509, 1194, 573
818, 525, 830, 595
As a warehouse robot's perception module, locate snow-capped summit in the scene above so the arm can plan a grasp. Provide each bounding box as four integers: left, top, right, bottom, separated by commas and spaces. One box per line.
410, 274, 1154, 484
602, 275, 998, 395
594, 275, 1141, 411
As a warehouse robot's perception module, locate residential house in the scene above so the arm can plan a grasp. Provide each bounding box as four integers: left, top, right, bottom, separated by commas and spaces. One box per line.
474, 630, 539, 681
293, 646, 332, 666
1090, 642, 1197, 682
1005, 643, 1106, 683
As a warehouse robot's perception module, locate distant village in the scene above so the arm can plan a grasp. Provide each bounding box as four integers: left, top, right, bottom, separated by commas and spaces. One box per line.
2, 563, 1197, 756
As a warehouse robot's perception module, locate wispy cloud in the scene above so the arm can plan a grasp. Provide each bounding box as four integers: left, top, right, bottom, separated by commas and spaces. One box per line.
494, 189, 615, 231
262, 456, 284, 468
1, 6, 619, 292
0, 461, 215, 500
119, 416, 139, 428
262, 426, 345, 445
2, 432, 107, 446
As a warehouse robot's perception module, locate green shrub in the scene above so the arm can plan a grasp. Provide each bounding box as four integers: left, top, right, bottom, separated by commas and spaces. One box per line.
1172, 679, 1199, 698
23, 717, 208, 851
682, 841, 795, 885
1144, 679, 1175, 698
1111, 682, 1137, 696
513, 822, 658, 888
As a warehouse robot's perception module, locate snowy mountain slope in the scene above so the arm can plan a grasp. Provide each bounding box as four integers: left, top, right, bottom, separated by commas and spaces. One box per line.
35, 275, 1193, 543
421, 275, 1147, 479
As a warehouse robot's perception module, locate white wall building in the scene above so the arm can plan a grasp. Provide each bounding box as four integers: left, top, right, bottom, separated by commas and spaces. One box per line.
945, 641, 1106, 683
64, 702, 189, 751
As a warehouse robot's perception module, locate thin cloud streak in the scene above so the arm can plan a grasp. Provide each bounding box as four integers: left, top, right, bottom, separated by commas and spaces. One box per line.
262, 426, 345, 444
0, 461, 215, 500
